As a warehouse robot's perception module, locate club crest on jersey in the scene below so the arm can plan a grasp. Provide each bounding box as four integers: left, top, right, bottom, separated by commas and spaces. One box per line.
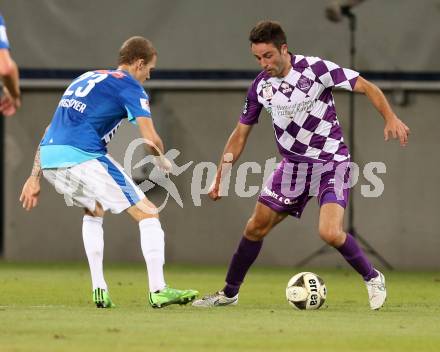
262, 82, 274, 100
297, 76, 312, 92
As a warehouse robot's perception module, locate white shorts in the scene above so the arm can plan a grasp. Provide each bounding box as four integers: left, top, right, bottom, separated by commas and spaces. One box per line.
43, 154, 146, 214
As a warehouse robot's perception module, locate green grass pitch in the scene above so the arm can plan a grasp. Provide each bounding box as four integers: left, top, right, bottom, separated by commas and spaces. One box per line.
0, 262, 439, 352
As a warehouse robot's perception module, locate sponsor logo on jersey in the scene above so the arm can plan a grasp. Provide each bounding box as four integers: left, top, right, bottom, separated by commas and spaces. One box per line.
0, 25, 8, 46
242, 98, 248, 115
272, 100, 317, 119
140, 98, 150, 112
262, 82, 274, 100
280, 82, 292, 94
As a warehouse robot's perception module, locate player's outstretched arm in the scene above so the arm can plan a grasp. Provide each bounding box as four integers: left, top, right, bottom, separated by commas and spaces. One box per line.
19, 125, 51, 211
136, 116, 172, 172
353, 76, 410, 146
209, 122, 253, 201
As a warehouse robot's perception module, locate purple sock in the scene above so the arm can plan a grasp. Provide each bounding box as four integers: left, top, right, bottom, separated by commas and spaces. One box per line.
223, 237, 263, 298
336, 233, 378, 281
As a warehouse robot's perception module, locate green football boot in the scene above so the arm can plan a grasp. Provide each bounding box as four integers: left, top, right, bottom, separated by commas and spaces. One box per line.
149, 287, 199, 308
93, 288, 116, 308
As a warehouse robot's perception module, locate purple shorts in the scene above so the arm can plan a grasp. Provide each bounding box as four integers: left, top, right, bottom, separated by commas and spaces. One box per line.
258, 158, 351, 218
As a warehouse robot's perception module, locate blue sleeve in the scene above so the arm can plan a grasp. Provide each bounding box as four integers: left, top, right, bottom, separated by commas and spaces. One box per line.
0, 15, 10, 49
119, 83, 151, 125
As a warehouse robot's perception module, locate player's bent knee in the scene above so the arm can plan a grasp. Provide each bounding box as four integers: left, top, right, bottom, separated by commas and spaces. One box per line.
136, 198, 159, 216
84, 202, 104, 218
319, 226, 344, 247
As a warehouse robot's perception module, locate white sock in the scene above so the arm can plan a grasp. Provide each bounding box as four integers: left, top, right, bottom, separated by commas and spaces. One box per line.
139, 218, 166, 293
82, 215, 107, 291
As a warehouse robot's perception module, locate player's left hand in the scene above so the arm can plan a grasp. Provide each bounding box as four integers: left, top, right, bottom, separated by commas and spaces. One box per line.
384, 117, 410, 147
19, 176, 41, 211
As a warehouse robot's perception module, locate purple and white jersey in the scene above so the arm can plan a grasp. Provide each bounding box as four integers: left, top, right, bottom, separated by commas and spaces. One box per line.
240, 54, 359, 163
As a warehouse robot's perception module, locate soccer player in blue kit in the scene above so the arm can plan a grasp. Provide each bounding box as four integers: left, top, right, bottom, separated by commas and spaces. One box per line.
0, 13, 21, 117
193, 21, 410, 310
19, 36, 198, 308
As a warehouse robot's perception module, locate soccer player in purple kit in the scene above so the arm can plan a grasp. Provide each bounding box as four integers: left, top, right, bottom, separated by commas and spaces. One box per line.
193, 21, 409, 310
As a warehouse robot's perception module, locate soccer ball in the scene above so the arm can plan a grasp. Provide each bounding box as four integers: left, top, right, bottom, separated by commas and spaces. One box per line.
285, 272, 327, 310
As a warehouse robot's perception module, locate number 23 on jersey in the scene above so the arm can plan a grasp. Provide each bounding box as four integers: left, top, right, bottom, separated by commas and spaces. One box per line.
64, 72, 108, 98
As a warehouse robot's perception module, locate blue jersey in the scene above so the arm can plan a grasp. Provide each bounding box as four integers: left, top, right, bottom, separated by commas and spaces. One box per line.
40, 70, 151, 169
0, 14, 10, 49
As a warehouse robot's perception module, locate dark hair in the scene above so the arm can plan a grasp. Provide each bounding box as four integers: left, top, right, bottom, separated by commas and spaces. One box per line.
118, 36, 157, 65
249, 21, 287, 51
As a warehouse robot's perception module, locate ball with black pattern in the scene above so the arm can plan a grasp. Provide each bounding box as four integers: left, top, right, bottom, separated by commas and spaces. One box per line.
285, 272, 327, 310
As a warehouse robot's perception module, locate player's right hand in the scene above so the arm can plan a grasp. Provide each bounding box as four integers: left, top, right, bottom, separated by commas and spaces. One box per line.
19, 176, 41, 211
152, 155, 173, 173
0, 87, 21, 117
0, 94, 20, 117
208, 179, 221, 201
